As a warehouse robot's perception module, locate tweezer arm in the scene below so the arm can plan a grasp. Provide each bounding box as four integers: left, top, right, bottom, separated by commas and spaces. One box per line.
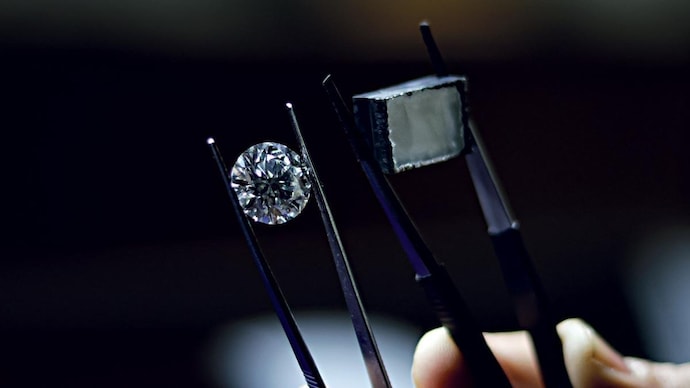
208, 140, 326, 388
464, 124, 572, 388
287, 104, 392, 388
464, 123, 517, 234
323, 76, 512, 388
420, 21, 571, 387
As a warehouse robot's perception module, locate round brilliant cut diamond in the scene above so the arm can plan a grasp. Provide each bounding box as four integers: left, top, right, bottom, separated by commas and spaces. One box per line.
230, 142, 312, 225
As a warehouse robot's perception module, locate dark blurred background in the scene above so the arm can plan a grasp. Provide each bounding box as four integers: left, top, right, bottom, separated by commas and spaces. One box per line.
1, 1, 689, 387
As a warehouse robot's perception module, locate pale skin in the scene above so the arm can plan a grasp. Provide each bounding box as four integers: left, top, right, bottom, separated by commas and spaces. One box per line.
300, 318, 690, 387
412, 318, 690, 388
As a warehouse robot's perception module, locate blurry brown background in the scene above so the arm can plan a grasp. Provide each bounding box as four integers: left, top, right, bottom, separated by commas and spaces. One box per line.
2, 1, 689, 387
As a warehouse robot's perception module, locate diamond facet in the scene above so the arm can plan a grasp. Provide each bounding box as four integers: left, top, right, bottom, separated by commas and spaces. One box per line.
230, 142, 312, 225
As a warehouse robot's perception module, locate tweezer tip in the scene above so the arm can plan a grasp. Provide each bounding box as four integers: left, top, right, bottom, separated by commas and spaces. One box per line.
285, 102, 293, 109
206, 137, 215, 145
419, 20, 430, 27
322, 74, 332, 85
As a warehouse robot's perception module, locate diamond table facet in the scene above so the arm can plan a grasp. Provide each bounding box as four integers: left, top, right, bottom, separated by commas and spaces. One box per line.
230, 142, 312, 225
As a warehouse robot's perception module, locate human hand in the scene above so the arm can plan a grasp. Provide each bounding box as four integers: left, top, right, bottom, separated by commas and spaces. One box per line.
413, 318, 690, 388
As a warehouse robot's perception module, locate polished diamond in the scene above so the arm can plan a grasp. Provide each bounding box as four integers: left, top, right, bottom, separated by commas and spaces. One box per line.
230, 142, 312, 225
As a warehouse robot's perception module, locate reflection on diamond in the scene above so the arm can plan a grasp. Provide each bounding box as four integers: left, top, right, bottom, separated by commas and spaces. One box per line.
230, 142, 312, 225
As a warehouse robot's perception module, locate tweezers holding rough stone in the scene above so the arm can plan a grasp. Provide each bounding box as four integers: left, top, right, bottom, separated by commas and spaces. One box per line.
323, 75, 513, 388
207, 138, 326, 388
420, 23, 573, 388
349, 22, 572, 388
286, 102, 392, 388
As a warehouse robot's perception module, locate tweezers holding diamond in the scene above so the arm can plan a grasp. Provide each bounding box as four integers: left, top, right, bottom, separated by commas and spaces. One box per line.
209, 103, 392, 388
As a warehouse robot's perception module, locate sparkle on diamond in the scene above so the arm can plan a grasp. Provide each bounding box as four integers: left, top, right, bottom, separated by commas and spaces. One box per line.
230, 142, 312, 225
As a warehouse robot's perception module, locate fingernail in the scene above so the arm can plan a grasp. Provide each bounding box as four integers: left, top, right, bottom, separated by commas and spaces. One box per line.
559, 318, 631, 375
582, 321, 631, 374
624, 357, 650, 379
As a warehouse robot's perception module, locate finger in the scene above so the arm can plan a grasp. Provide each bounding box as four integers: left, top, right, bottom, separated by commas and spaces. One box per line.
412, 327, 543, 388
557, 318, 634, 388
413, 319, 690, 388
413, 318, 690, 388
624, 357, 690, 387
484, 331, 543, 387
558, 318, 690, 388
412, 327, 473, 387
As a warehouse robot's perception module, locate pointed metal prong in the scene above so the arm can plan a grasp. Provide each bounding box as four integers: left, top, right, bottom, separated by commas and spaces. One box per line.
419, 21, 449, 77
285, 102, 392, 388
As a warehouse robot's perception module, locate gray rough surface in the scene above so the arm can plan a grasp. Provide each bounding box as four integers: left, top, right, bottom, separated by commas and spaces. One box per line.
353, 75, 466, 174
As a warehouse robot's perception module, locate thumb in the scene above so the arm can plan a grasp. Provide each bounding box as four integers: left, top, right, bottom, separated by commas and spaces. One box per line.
558, 318, 690, 388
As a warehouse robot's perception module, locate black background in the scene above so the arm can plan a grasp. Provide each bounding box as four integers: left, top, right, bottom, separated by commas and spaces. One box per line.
2, 5, 689, 386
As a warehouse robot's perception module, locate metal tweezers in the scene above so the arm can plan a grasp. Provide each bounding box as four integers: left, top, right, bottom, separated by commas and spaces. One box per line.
321, 24, 572, 387
208, 23, 572, 388
208, 103, 392, 387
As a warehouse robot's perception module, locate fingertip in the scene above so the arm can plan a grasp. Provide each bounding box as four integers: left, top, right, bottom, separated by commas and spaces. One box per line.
484, 331, 543, 387
557, 318, 594, 387
624, 357, 690, 387
557, 318, 639, 387
412, 327, 472, 388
